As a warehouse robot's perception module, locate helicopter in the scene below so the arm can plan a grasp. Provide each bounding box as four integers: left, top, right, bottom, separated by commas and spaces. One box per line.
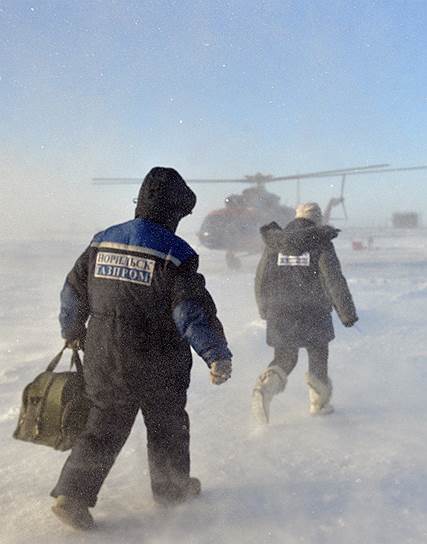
93, 163, 427, 269
192, 168, 357, 268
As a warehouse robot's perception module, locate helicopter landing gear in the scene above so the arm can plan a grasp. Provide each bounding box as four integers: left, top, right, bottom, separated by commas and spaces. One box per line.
225, 251, 242, 270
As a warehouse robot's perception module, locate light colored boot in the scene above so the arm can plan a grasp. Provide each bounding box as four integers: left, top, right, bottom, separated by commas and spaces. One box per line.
305, 373, 334, 415
51, 495, 95, 530
252, 366, 287, 424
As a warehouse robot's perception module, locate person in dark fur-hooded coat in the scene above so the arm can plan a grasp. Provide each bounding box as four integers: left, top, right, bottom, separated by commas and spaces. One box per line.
252, 202, 358, 425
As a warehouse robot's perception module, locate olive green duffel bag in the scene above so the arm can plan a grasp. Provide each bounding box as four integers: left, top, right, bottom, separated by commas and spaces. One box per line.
13, 345, 91, 451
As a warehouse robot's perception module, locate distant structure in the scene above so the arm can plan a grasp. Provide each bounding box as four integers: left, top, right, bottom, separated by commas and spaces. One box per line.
392, 212, 420, 229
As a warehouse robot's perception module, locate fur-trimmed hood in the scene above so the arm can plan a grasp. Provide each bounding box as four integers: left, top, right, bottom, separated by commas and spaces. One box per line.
260, 218, 339, 254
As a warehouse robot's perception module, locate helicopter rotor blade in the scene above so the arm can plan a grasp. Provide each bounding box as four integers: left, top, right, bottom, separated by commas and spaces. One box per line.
93, 177, 258, 185
93, 164, 390, 185
187, 178, 256, 183
189, 164, 391, 184
330, 165, 427, 177
269, 163, 390, 183
93, 178, 143, 185
92, 164, 427, 186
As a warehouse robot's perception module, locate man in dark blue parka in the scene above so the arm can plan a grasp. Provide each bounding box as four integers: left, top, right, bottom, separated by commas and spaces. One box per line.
51, 167, 232, 529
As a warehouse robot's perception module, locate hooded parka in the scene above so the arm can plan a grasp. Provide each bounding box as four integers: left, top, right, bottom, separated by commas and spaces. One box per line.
255, 218, 357, 348
52, 167, 231, 507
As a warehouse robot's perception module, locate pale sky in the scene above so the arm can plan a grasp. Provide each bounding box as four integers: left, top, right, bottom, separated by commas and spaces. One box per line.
1, 0, 427, 240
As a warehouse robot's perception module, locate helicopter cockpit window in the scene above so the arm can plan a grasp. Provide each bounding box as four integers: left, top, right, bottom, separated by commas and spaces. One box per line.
225, 194, 243, 207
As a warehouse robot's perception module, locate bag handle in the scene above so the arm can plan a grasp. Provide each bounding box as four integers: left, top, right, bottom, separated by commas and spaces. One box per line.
70, 349, 84, 375
46, 344, 84, 376
46, 345, 66, 372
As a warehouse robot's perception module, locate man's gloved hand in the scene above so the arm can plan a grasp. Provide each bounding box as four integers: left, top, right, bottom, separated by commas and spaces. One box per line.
210, 359, 232, 385
65, 338, 84, 350
342, 316, 359, 328
64, 328, 86, 350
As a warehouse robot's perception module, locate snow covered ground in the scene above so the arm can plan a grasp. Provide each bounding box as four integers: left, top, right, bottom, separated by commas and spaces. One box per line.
1, 227, 427, 544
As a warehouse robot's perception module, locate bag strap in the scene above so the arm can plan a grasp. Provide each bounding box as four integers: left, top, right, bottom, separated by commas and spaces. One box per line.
70, 349, 84, 376
46, 344, 84, 377
33, 373, 55, 439
46, 345, 67, 372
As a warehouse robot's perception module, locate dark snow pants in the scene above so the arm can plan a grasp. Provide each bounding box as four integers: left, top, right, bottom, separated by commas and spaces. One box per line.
269, 343, 329, 383
51, 386, 190, 507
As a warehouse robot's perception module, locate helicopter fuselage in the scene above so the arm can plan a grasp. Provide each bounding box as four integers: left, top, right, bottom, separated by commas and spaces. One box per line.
198, 203, 295, 253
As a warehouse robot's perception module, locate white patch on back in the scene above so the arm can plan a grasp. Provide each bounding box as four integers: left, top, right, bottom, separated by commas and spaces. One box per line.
94, 251, 155, 285
277, 252, 310, 266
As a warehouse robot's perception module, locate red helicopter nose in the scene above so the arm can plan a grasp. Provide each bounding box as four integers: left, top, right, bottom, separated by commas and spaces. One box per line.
198, 212, 227, 249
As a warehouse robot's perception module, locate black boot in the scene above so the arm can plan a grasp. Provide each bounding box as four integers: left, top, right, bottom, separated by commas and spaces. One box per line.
51, 495, 95, 530
154, 477, 201, 506
186, 477, 201, 498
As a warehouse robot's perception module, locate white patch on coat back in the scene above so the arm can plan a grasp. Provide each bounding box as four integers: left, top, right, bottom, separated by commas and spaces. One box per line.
94, 251, 155, 286
277, 252, 310, 266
